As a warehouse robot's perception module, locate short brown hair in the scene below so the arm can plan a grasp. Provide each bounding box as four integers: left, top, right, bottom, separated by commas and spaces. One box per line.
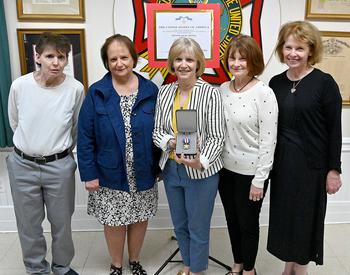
100, 34, 138, 71
35, 32, 71, 57
275, 21, 323, 65
223, 34, 265, 76
167, 37, 206, 77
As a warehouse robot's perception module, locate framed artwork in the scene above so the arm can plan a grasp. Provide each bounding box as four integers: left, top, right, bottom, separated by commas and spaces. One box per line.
17, 28, 88, 90
316, 31, 350, 105
16, 0, 85, 21
146, 3, 221, 68
305, 0, 350, 21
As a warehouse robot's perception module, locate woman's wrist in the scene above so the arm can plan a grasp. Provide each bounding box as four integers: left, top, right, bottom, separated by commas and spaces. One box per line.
198, 161, 205, 171
166, 138, 175, 151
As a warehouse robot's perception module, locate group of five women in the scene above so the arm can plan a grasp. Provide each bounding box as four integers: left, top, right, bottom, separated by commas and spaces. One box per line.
78, 20, 342, 275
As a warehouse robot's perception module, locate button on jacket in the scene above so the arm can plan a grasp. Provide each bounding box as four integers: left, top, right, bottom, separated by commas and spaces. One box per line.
77, 72, 159, 191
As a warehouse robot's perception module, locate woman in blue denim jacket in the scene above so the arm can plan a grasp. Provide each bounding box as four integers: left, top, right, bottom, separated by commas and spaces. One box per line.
77, 34, 159, 275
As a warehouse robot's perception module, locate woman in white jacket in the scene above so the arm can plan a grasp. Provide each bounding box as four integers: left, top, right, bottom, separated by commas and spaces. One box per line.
153, 37, 225, 275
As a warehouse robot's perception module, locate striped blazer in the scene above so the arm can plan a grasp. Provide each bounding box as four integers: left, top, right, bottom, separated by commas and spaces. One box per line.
153, 78, 225, 179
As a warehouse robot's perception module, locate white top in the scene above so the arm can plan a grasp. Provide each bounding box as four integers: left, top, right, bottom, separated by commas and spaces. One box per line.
220, 80, 278, 188
8, 72, 85, 156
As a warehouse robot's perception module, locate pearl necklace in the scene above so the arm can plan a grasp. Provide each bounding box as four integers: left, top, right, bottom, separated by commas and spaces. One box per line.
232, 77, 254, 92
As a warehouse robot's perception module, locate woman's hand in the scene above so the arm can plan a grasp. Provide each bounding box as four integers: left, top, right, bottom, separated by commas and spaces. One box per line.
167, 138, 176, 151
174, 152, 203, 170
85, 179, 100, 192
326, 170, 342, 195
249, 184, 264, 202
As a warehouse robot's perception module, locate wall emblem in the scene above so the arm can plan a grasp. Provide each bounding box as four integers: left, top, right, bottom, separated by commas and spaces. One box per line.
114, 0, 281, 86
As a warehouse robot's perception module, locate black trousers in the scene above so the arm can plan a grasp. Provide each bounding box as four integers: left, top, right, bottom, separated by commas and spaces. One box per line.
219, 168, 267, 271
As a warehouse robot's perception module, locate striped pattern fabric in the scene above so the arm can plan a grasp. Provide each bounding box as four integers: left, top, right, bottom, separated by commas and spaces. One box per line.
153, 78, 225, 179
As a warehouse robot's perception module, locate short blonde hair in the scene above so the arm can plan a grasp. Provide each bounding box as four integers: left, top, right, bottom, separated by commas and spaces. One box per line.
275, 21, 323, 65
167, 37, 206, 77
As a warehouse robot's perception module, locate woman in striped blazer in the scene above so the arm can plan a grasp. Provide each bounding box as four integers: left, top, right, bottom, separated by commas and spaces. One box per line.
153, 37, 225, 275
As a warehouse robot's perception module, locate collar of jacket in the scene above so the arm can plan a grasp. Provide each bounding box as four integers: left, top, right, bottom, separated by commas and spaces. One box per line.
93, 71, 156, 103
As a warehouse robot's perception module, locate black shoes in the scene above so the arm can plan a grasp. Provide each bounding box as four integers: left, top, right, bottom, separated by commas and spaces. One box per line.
64, 268, 79, 275
110, 264, 123, 275
129, 261, 147, 275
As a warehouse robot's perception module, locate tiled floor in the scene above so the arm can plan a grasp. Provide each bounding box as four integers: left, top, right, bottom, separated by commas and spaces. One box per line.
0, 224, 349, 275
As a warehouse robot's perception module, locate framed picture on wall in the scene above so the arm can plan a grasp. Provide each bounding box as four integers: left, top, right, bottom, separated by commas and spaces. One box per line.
17, 28, 88, 90
305, 0, 350, 20
146, 3, 221, 68
16, 0, 85, 21
315, 31, 350, 105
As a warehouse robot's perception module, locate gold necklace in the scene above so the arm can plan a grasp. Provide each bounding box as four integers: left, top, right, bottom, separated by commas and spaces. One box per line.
233, 77, 254, 92
291, 79, 302, 93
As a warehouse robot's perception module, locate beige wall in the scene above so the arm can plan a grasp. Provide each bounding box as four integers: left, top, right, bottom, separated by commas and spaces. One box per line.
0, 0, 349, 231
4, 0, 350, 134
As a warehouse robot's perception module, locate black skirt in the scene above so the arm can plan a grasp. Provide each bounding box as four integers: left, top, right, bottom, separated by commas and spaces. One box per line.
267, 131, 327, 265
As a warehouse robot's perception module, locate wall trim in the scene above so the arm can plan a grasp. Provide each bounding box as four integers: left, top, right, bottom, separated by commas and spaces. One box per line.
1, 201, 349, 232
343, 137, 350, 152
0, 138, 349, 232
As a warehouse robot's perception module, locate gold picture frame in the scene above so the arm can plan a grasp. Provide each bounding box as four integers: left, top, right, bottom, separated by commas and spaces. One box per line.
305, 0, 350, 21
17, 28, 88, 90
16, 0, 85, 21
316, 31, 350, 105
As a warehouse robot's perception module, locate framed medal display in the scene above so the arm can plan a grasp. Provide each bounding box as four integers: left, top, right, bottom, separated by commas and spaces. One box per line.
175, 109, 197, 155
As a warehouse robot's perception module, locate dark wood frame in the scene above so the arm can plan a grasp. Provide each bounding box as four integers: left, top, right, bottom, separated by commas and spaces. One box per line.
17, 28, 88, 90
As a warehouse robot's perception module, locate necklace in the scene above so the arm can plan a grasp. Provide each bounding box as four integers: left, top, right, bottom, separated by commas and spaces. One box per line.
233, 77, 254, 92
291, 79, 302, 93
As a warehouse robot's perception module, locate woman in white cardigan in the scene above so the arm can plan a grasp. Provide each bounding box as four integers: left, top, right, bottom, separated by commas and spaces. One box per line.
219, 35, 278, 275
153, 37, 225, 275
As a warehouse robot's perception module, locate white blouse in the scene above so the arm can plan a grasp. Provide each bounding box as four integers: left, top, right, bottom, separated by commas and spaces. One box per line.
220, 80, 278, 188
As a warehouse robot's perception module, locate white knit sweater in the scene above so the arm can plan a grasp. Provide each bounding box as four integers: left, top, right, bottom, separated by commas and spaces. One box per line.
220, 80, 278, 188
